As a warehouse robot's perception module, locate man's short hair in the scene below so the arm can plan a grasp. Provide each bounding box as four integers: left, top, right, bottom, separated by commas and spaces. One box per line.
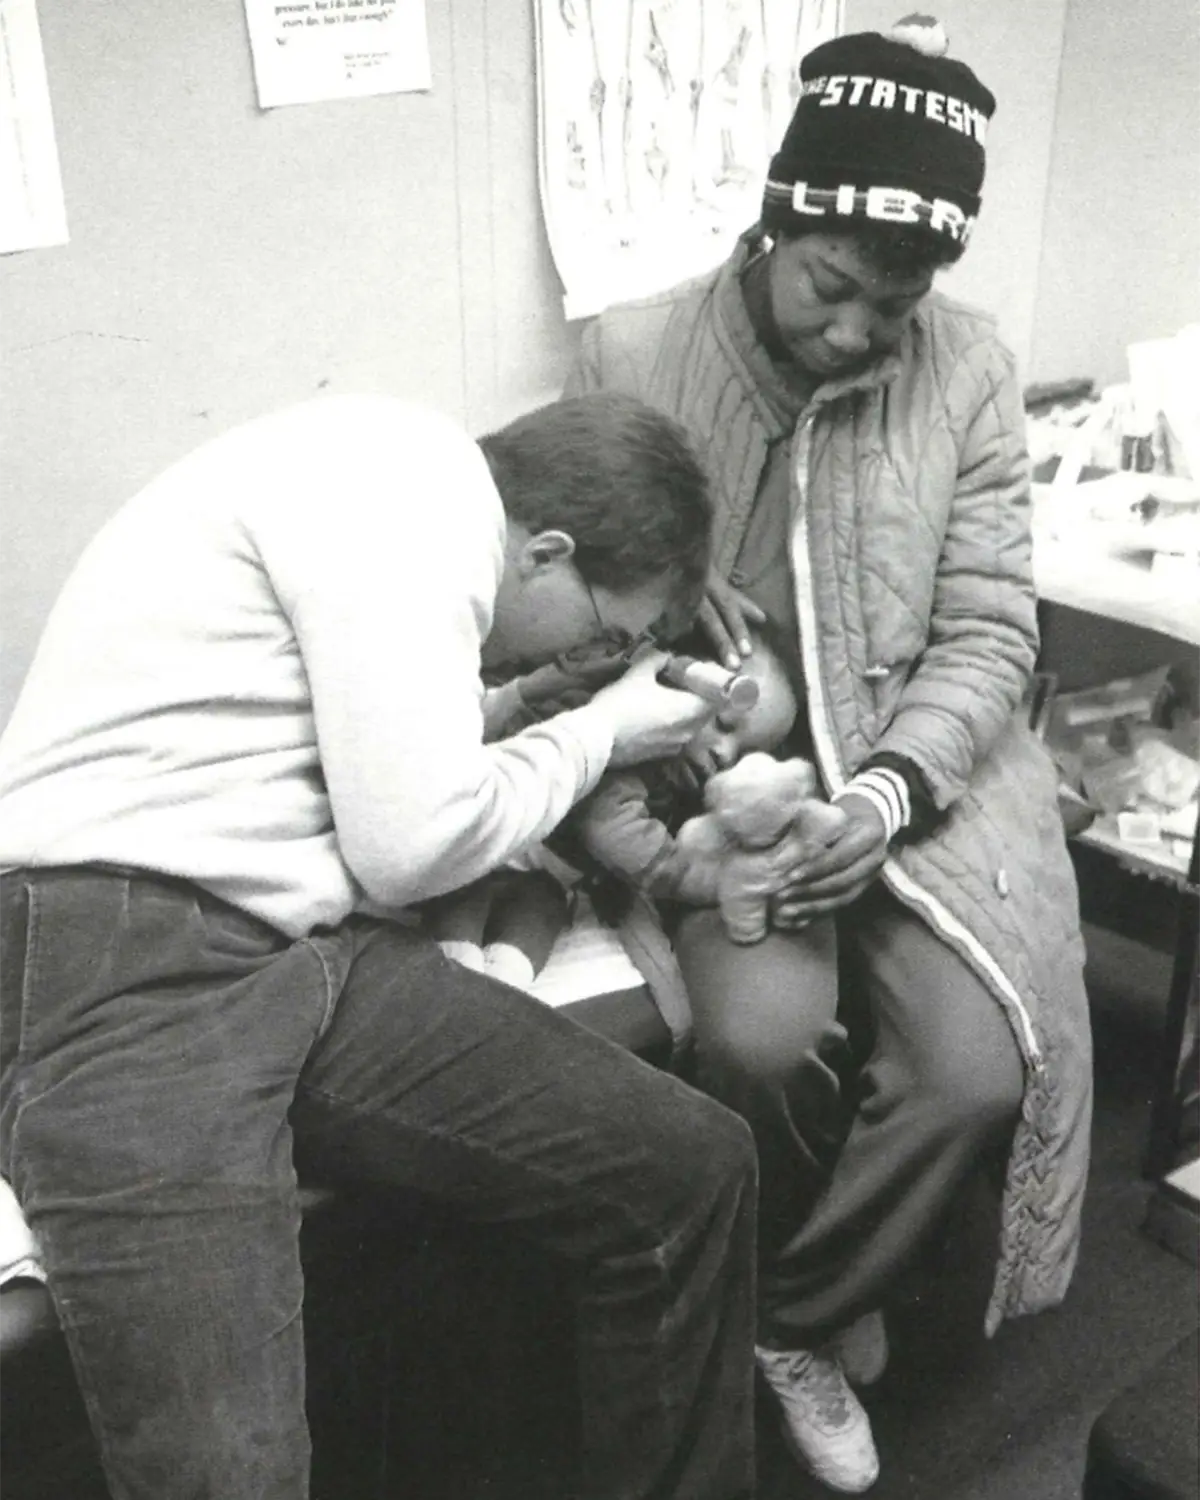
478, 393, 712, 620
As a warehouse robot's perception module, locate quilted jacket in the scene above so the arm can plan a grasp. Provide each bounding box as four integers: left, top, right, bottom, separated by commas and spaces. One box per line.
564, 244, 1093, 1335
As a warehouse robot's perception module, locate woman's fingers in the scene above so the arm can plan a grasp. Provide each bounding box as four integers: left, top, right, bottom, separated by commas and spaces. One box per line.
700, 575, 768, 667
771, 871, 878, 924
697, 597, 741, 669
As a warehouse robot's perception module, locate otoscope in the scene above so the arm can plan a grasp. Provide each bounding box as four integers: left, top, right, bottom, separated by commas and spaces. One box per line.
656, 654, 760, 713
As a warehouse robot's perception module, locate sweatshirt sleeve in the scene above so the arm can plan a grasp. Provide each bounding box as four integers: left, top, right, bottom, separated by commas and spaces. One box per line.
259, 400, 618, 908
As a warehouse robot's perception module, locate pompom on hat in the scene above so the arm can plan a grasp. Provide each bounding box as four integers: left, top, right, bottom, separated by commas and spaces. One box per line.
762, 15, 996, 254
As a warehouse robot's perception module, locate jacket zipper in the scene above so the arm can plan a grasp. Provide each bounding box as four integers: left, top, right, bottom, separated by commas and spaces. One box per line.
787, 419, 1045, 1075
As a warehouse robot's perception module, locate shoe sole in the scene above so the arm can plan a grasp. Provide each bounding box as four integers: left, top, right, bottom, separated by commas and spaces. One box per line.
776, 1414, 880, 1494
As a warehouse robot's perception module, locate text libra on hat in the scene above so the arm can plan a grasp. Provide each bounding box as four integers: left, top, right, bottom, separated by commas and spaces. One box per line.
762, 25, 996, 251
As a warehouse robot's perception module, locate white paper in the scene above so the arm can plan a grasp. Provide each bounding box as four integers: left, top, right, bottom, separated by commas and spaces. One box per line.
0, 0, 68, 255
243, 0, 431, 110
534, 0, 842, 320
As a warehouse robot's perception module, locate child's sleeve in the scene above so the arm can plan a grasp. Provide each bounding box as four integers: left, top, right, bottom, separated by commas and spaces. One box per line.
572, 773, 674, 884
571, 777, 724, 907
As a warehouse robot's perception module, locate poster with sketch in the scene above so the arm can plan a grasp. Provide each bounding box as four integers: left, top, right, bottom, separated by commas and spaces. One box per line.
0, 0, 68, 255
243, 0, 430, 110
535, 0, 841, 319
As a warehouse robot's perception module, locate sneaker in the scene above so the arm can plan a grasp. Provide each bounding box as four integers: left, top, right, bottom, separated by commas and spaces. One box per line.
756, 1345, 880, 1493
828, 1310, 889, 1387
438, 939, 486, 973
482, 942, 537, 991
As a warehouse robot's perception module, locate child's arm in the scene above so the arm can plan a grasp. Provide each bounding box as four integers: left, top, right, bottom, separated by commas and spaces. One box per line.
570, 772, 675, 884
570, 777, 727, 907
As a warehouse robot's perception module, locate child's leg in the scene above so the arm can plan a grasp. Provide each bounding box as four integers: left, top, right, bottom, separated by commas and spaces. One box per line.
674, 910, 848, 1257
424, 878, 496, 972
483, 870, 571, 989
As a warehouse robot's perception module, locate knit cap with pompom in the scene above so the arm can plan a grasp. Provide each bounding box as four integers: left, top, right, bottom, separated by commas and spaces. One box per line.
762, 15, 994, 254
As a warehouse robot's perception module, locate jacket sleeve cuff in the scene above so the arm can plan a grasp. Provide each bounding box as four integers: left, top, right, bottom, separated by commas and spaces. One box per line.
841, 753, 943, 843
833, 767, 911, 842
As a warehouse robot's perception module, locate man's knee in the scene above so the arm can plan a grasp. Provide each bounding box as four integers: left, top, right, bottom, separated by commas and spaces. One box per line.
655, 1076, 758, 1195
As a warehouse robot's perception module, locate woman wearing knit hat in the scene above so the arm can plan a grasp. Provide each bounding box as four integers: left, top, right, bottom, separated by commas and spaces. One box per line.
567, 17, 1092, 1494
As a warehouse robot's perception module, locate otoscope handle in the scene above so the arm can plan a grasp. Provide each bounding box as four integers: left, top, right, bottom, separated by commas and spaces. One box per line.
656, 655, 760, 712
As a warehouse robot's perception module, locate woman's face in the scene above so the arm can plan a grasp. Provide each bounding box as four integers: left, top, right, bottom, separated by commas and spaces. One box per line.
766, 232, 933, 380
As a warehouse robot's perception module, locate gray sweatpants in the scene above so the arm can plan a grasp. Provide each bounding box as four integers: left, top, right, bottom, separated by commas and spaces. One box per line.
674, 883, 1025, 1348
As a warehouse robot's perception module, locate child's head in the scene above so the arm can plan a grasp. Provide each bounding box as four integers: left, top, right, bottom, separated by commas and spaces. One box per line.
682, 634, 797, 777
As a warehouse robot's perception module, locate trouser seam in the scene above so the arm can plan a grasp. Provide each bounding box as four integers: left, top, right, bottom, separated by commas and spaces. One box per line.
298, 937, 340, 1039
5, 879, 44, 1192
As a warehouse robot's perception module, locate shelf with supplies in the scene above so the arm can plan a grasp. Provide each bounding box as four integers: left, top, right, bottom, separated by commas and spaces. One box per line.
1031, 477, 1200, 649
1031, 523, 1198, 1205
1026, 353, 1199, 1205
1029, 651, 1198, 896
1073, 817, 1195, 891
1032, 529, 1200, 648
1029, 466, 1199, 888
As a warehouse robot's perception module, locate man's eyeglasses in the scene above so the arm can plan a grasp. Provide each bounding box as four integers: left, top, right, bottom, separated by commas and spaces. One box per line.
580, 572, 663, 661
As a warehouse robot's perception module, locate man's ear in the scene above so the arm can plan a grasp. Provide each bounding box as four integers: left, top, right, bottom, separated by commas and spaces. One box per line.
518, 528, 576, 577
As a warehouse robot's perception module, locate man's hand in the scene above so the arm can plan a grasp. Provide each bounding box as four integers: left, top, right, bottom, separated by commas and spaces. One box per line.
590, 651, 715, 768
514, 646, 631, 713
770, 793, 889, 927
698, 570, 767, 669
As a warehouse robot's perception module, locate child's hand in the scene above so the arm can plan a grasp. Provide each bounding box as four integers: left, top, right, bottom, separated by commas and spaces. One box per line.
672, 815, 728, 896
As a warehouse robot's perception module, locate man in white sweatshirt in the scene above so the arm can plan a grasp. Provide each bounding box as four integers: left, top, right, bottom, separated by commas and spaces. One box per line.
0, 391, 758, 1500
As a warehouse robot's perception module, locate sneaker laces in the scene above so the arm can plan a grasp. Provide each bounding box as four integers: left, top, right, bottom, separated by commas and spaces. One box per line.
760, 1348, 852, 1427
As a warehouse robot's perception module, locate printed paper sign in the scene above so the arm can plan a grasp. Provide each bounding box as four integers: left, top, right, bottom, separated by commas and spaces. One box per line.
0, 0, 68, 255
243, 0, 431, 109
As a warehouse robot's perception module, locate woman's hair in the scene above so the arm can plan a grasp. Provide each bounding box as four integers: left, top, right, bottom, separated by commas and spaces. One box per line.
775, 220, 960, 280
478, 392, 712, 620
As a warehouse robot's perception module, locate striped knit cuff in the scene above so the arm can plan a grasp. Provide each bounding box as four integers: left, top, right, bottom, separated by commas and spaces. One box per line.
833, 767, 911, 843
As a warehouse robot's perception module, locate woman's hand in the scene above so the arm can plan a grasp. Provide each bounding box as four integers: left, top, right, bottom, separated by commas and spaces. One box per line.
770, 794, 889, 927
698, 570, 767, 669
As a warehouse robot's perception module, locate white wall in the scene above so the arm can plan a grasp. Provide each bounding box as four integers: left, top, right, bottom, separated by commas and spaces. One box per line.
1030, 0, 1200, 388
844, 0, 1069, 378
3, 0, 1196, 726
0, 0, 576, 723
